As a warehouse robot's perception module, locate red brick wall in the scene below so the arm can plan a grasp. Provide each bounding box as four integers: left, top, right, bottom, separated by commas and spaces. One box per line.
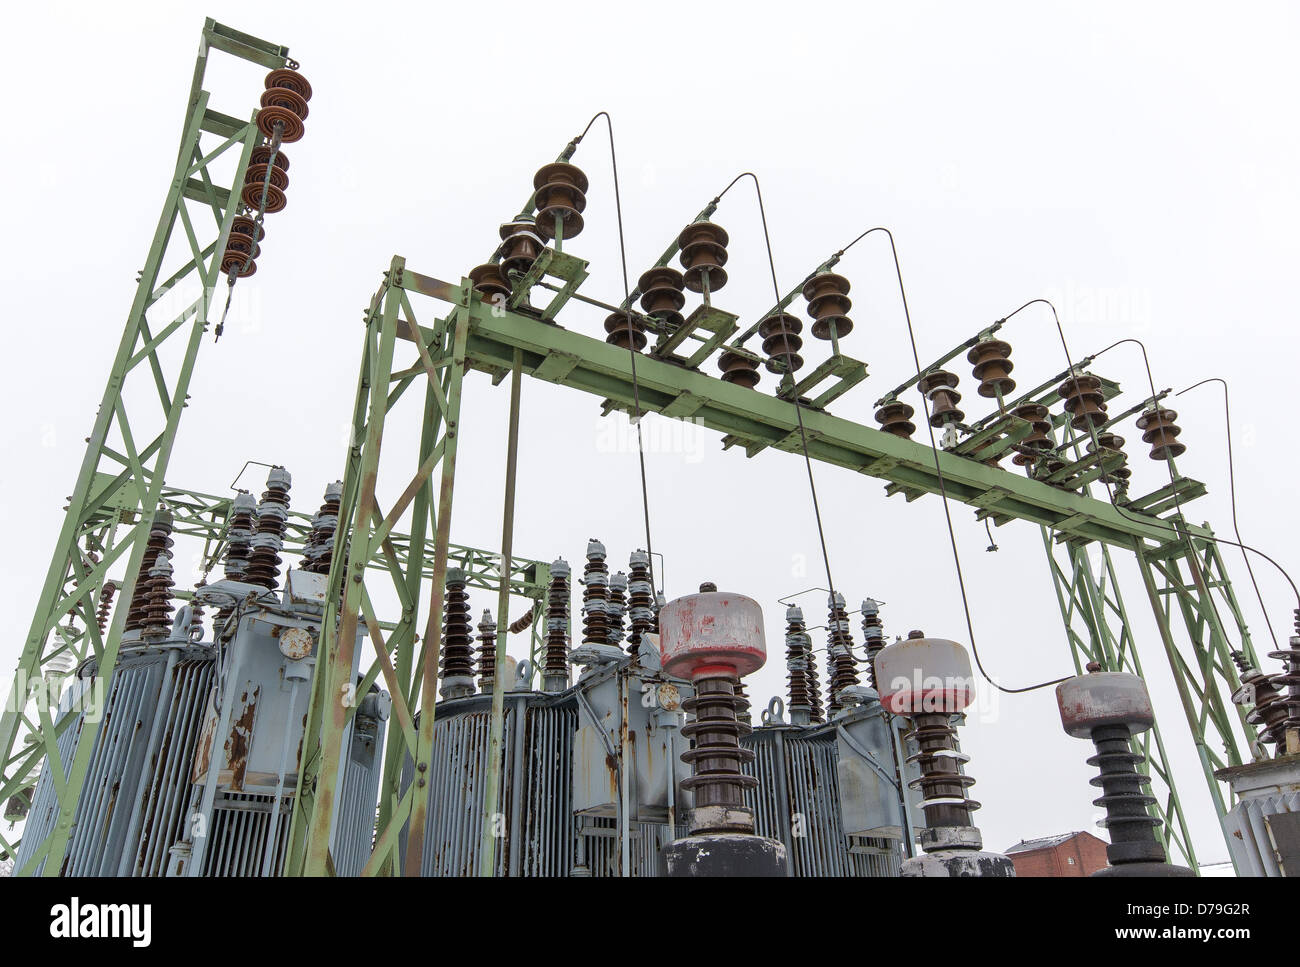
1008, 833, 1110, 877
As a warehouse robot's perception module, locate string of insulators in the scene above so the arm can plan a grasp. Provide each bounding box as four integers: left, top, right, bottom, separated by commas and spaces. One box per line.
717, 350, 761, 389
124, 511, 175, 633
626, 550, 654, 657
785, 605, 813, 716
1088, 432, 1133, 489
677, 221, 729, 293
533, 162, 588, 241
917, 370, 964, 427
1058, 374, 1108, 431
476, 610, 498, 693
543, 559, 571, 686
875, 401, 917, 439
638, 267, 686, 331
221, 215, 266, 279
498, 217, 545, 278
1134, 406, 1186, 461
607, 571, 627, 647
968, 338, 1016, 400
826, 591, 860, 714
604, 312, 647, 351
301, 481, 342, 575
95, 581, 117, 636
259, 68, 311, 142
507, 608, 535, 635
244, 468, 292, 591
802, 272, 853, 341
438, 568, 475, 699
1010, 403, 1053, 467
240, 144, 290, 214
860, 598, 885, 691
758, 313, 804, 374
468, 263, 511, 302
581, 539, 610, 647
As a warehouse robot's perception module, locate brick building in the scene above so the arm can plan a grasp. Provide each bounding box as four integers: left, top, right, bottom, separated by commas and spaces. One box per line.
1004, 831, 1109, 877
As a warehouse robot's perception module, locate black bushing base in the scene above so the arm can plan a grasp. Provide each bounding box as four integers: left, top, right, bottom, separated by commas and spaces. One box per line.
1093, 862, 1197, 877
660, 833, 788, 877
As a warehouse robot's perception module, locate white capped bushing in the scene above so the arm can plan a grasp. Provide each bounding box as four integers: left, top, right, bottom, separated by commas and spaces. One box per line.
658, 591, 766, 680
874, 633, 975, 715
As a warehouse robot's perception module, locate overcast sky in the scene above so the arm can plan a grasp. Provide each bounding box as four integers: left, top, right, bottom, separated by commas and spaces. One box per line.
3, 1, 1297, 871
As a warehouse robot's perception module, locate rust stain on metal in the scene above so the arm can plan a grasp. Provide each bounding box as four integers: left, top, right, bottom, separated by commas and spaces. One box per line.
225, 684, 261, 792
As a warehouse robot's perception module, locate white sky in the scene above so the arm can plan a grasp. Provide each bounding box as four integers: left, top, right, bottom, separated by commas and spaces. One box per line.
3, 0, 1298, 870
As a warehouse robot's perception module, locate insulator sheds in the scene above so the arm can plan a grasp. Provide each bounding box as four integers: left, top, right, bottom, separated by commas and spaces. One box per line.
607, 571, 628, 647
826, 592, 860, 715
1267, 639, 1300, 745
189, 579, 206, 639
626, 550, 654, 658
95, 582, 117, 636
223, 492, 259, 583
507, 608, 535, 635
679, 677, 759, 827
476, 610, 498, 693
860, 598, 885, 691
1010, 403, 1053, 467
244, 468, 292, 591
1134, 407, 1186, 461
1088, 432, 1133, 486
468, 263, 511, 302
967, 339, 1016, 400
141, 553, 176, 639
301, 481, 342, 574
581, 539, 610, 647
917, 370, 964, 427
785, 605, 814, 721
638, 267, 687, 331
717, 350, 761, 389
498, 218, 545, 277
258, 67, 312, 143
532, 162, 588, 241
438, 568, 476, 700
124, 510, 175, 633
1057, 374, 1108, 431
677, 222, 729, 293
543, 558, 571, 690
758, 313, 804, 374
221, 215, 265, 279
241, 150, 289, 214
604, 312, 647, 351
874, 401, 916, 439
802, 272, 854, 341
1230, 651, 1289, 749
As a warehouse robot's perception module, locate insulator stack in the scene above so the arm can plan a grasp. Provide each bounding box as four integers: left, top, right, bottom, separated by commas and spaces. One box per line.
140, 553, 176, 639
1134, 407, 1186, 461
626, 551, 655, 658
677, 222, 729, 293
1230, 651, 1290, 749
802, 272, 853, 341
532, 162, 588, 241
1267, 639, 1300, 746
581, 540, 610, 648
1088, 432, 1133, 488
507, 608, 535, 635
542, 559, 571, 691
1010, 403, 1053, 467
603, 312, 647, 351
189, 579, 206, 639
607, 571, 628, 647
438, 569, 475, 700
258, 67, 311, 143
860, 598, 885, 691
875, 401, 916, 439
1057, 374, 1108, 431
826, 592, 860, 715
638, 267, 687, 331
917, 370, 964, 427
95, 582, 117, 637
241, 143, 290, 214
680, 675, 757, 822
244, 468, 292, 591
476, 610, 498, 693
301, 481, 342, 574
785, 605, 813, 722
498, 218, 545, 277
717, 350, 761, 389
967, 339, 1016, 399
805, 635, 824, 724
758, 313, 804, 374
221, 215, 266, 279
124, 511, 175, 633
468, 263, 512, 302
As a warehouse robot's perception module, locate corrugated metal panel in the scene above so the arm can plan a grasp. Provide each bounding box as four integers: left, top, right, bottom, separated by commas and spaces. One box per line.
332, 708, 387, 877
1224, 790, 1300, 877
13, 678, 90, 875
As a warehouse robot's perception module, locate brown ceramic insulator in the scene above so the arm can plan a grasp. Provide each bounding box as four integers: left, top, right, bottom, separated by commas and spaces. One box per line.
259, 87, 309, 135
1135, 407, 1186, 461
826, 594, 860, 715
189, 580, 206, 638
581, 541, 610, 647
1088, 431, 1133, 482
758, 313, 805, 374
1010, 403, 1053, 467
497, 220, 545, 277
805, 640, 824, 724
141, 554, 176, 639
860, 602, 885, 692
638, 267, 687, 330
679, 676, 759, 818
677, 222, 729, 293
265, 68, 313, 103
245, 162, 290, 192
301, 485, 342, 575
220, 248, 257, 278
802, 272, 854, 340
626, 553, 654, 657
717, 350, 761, 389
231, 215, 267, 242
438, 572, 476, 685
606, 572, 627, 647
604, 312, 648, 351
1057, 374, 1109, 431
240, 180, 287, 214
875, 401, 917, 439
1231, 652, 1289, 747
1267, 642, 1300, 739
532, 162, 588, 240
256, 103, 306, 143
244, 474, 292, 591
468, 263, 511, 301
249, 145, 289, 173
967, 339, 1016, 399
124, 511, 175, 632
224, 229, 261, 261
543, 562, 571, 681
906, 712, 981, 829
785, 607, 813, 716
95, 582, 117, 636
918, 370, 965, 427
508, 608, 535, 635
476, 610, 498, 693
